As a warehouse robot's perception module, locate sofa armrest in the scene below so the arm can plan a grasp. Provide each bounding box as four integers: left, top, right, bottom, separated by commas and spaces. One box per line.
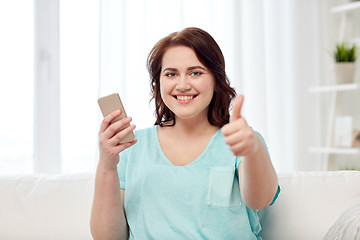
0, 173, 95, 240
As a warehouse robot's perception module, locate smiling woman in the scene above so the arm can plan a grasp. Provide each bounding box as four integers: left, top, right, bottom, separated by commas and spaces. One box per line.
91, 27, 279, 240
159, 46, 216, 122
148, 28, 236, 127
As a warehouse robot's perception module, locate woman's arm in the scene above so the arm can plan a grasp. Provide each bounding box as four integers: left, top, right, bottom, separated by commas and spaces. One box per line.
91, 169, 128, 240
90, 109, 136, 239
221, 95, 278, 210
238, 134, 278, 210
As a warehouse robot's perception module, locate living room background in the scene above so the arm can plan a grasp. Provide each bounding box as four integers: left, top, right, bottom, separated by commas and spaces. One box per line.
0, 0, 333, 174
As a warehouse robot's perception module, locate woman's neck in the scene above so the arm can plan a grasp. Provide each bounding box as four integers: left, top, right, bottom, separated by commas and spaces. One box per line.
171, 115, 218, 137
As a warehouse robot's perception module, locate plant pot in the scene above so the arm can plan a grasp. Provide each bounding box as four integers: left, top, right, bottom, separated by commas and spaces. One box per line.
334, 62, 355, 84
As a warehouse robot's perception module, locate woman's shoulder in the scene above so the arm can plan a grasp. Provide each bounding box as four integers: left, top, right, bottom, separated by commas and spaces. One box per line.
133, 125, 157, 140
121, 126, 157, 156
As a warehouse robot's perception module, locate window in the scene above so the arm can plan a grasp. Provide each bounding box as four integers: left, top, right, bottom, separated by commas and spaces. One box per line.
0, 1, 99, 174
0, 1, 34, 174
60, 0, 99, 173
0, 0, 240, 175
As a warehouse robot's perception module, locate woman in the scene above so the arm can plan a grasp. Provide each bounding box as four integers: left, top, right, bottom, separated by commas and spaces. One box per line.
91, 27, 279, 240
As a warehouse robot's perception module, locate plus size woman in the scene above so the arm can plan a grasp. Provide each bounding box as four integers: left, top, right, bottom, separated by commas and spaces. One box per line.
91, 27, 280, 240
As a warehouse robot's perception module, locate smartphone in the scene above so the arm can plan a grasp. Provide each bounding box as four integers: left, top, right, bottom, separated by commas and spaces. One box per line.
98, 93, 135, 144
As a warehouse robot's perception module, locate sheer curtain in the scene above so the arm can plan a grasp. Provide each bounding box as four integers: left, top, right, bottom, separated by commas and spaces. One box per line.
0, 0, 100, 175
240, 0, 325, 171
99, 0, 326, 172
0, 0, 326, 175
0, 1, 34, 174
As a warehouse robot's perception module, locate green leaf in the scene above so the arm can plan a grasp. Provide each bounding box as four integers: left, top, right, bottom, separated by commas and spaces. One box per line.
334, 42, 358, 62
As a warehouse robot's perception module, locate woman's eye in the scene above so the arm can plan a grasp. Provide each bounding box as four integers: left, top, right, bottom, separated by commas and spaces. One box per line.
191, 71, 202, 76
165, 72, 176, 77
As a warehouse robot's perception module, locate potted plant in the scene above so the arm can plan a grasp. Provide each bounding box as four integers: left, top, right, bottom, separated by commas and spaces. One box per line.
333, 42, 357, 84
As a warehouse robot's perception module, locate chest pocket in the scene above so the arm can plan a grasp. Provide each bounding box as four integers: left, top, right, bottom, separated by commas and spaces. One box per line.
207, 167, 242, 207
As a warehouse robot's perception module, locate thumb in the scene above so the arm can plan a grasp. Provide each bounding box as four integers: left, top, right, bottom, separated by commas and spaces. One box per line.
230, 95, 244, 122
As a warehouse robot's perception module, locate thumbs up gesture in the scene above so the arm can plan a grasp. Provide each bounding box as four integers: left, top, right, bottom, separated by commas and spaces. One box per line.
221, 95, 259, 157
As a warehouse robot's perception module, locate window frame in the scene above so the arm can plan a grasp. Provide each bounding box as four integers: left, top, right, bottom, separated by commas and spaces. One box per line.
34, 0, 61, 173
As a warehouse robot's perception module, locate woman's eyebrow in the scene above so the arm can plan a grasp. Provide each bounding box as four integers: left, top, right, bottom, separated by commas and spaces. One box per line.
162, 66, 206, 73
162, 67, 177, 73
188, 66, 206, 71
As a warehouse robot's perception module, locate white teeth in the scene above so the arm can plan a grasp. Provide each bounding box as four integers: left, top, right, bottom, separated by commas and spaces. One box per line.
177, 96, 193, 101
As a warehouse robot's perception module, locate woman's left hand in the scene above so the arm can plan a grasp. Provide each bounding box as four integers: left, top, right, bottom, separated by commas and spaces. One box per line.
221, 95, 259, 157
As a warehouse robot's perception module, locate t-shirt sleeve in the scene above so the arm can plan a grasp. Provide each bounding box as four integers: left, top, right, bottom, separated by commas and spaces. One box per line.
269, 185, 281, 206
235, 130, 270, 172
255, 130, 270, 156
118, 148, 129, 190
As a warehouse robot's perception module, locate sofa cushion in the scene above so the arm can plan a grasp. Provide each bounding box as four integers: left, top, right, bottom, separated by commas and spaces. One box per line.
0, 173, 95, 240
259, 171, 360, 240
1, 171, 360, 240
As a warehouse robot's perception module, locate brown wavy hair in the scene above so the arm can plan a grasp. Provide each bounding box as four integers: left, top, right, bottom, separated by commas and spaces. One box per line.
147, 27, 236, 127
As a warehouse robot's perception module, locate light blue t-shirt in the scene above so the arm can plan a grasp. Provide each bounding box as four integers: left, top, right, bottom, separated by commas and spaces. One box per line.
118, 126, 278, 240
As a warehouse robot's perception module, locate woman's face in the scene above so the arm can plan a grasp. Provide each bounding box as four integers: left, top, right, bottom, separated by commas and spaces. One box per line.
160, 46, 215, 122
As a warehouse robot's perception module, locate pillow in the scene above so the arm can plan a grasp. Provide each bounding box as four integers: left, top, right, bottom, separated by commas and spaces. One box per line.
323, 204, 360, 240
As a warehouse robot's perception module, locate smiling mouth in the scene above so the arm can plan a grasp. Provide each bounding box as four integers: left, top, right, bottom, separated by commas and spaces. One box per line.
174, 95, 198, 101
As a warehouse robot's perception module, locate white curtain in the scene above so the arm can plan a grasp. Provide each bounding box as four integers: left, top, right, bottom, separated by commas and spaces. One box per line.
240, 0, 325, 172
99, 0, 326, 172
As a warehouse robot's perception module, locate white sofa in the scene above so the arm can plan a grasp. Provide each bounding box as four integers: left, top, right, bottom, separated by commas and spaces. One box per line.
0, 171, 359, 240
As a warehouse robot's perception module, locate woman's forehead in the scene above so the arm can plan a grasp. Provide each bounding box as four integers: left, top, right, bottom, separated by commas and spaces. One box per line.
161, 46, 205, 69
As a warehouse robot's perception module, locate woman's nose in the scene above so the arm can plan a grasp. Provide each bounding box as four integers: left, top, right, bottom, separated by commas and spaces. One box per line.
175, 76, 191, 91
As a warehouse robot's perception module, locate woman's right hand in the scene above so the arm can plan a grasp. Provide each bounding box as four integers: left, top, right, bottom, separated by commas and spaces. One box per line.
98, 109, 137, 170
